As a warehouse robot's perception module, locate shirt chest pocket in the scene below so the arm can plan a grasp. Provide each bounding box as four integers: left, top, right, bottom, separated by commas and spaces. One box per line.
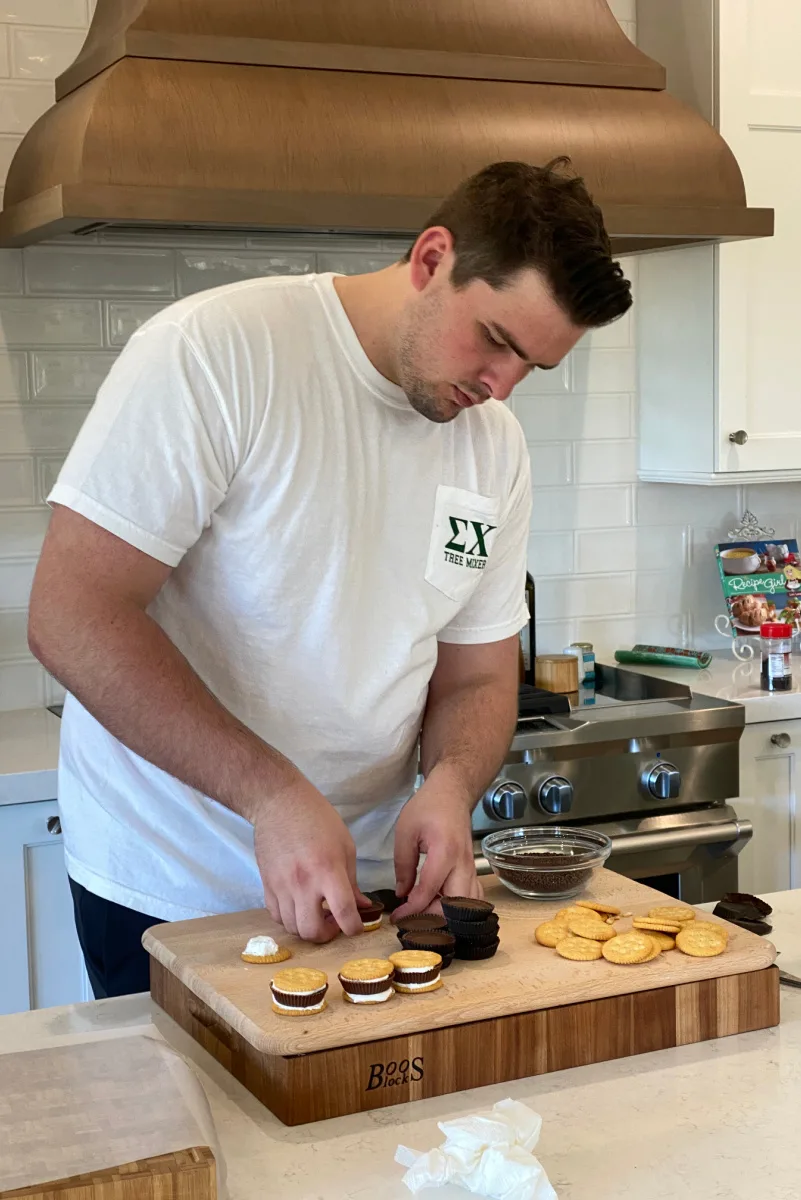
425, 485, 501, 604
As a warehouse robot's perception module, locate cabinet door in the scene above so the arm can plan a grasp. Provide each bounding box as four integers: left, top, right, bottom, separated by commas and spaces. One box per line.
716, 0, 801, 473
736, 720, 801, 894
0, 801, 91, 1015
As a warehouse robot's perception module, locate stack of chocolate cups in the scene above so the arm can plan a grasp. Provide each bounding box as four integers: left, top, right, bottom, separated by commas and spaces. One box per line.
441, 896, 499, 960
394, 914, 455, 969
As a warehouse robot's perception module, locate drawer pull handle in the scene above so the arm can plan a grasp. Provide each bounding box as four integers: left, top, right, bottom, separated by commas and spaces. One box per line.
771, 732, 792, 749
46, 816, 61, 835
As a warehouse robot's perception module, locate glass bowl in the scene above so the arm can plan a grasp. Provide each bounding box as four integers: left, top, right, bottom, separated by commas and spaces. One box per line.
481, 827, 613, 900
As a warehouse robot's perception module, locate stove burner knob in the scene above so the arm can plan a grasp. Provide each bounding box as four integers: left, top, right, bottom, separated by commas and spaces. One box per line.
538, 776, 574, 816
645, 762, 681, 800
483, 781, 528, 821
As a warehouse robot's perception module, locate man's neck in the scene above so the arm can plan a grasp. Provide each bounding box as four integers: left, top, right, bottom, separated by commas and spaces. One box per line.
332, 266, 406, 385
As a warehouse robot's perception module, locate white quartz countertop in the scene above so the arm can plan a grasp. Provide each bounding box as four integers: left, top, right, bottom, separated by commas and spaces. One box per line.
0, 707, 60, 805
1, 890, 799, 1199
609, 650, 801, 723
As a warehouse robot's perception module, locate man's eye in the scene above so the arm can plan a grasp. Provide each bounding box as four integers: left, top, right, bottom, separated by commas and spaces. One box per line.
482, 325, 505, 348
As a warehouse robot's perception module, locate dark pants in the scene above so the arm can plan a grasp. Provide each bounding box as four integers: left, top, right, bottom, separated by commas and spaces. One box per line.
69, 877, 164, 999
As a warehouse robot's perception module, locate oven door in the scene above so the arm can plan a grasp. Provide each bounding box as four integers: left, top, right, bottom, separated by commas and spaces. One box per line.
475, 805, 752, 905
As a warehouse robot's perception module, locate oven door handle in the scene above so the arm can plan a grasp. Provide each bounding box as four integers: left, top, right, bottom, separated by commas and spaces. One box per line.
605, 818, 753, 857
473, 818, 753, 876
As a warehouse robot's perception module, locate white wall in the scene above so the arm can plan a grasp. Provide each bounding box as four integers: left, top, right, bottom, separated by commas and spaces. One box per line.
0, 0, 799, 708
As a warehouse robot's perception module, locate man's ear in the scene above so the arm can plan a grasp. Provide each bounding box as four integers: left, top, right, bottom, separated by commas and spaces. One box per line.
407, 226, 454, 293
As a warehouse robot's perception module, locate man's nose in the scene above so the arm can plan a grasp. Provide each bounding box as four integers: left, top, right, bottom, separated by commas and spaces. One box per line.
479, 360, 530, 403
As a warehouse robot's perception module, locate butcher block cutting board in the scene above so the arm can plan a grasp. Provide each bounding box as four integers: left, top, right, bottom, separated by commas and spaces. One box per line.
0, 1036, 217, 1200
144, 870, 779, 1125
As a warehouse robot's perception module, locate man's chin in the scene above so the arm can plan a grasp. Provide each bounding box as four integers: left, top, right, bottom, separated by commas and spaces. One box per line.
406, 391, 461, 424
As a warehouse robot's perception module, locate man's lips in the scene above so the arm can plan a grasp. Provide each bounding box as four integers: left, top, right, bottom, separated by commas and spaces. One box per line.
451, 385, 482, 409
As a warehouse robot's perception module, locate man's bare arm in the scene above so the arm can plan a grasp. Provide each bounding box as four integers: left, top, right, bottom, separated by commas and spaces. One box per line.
392, 636, 518, 916
28, 505, 367, 940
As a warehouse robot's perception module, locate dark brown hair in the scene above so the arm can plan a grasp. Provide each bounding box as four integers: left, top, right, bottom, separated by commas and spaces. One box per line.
403, 158, 631, 328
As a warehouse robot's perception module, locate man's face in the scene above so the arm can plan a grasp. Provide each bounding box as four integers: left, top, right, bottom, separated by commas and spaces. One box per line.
396, 239, 587, 424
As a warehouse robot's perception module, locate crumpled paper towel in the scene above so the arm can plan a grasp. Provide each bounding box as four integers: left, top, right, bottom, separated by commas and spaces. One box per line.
395, 1098, 557, 1199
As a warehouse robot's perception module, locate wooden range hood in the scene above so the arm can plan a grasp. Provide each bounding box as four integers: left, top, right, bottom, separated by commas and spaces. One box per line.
0, 0, 773, 250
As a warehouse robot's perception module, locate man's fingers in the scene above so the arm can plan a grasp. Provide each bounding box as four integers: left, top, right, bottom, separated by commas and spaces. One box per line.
393, 852, 444, 919
295, 894, 340, 944
439, 862, 483, 903
276, 890, 298, 937
262, 883, 281, 924
394, 828, 420, 900
325, 873, 366, 937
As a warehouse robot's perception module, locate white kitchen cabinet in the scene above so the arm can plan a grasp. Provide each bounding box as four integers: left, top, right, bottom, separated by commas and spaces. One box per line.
0, 800, 91, 1015
637, 0, 801, 482
736, 719, 801, 895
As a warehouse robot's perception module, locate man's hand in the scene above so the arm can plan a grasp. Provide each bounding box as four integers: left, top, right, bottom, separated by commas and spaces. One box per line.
391, 763, 482, 920
253, 779, 371, 943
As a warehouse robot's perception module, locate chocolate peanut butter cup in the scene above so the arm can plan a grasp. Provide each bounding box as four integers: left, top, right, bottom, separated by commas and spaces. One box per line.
454, 938, 500, 961
440, 896, 495, 923
394, 914, 448, 934
446, 915, 500, 942
400, 931, 456, 956
338, 958, 395, 1003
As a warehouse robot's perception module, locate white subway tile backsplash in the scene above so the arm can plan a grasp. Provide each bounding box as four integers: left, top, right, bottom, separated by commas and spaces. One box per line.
571, 347, 636, 394
634, 570, 686, 614
573, 614, 688, 655
535, 573, 633, 622
742, 483, 801, 519
0, 1, 86, 25
606, 0, 636, 22
528, 442, 572, 487
0, 506, 47, 555
531, 485, 632, 531
0, 351, 27, 397
635, 483, 742, 528
43, 670, 64, 705
0, 297, 101, 345
105, 300, 166, 346
0, 79, 51, 133
574, 439, 637, 484
0, 657, 43, 710
512, 359, 571, 397
527, 532, 575, 579
0, 556, 35, 607
31, 351, 116, 399
25, 246, 175, 295
0, 133, 20, 180
514, 393, 632, 442
10, 25, 83, 78
0, 403, 88, 452
576, 526, 687, 575
578, 309, 632, 351
0, 457, 35, 505
0, 249, 22, 292
0, 608, 27, 659
35, 454, 63, 502
177, 249, 314, 297
317, 251, 398, 275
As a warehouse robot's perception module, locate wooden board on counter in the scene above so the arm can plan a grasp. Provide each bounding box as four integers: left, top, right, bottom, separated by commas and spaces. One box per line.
146, 871, 780, 1125
0, 1038, 217, 1200
144, 871, 776, 1055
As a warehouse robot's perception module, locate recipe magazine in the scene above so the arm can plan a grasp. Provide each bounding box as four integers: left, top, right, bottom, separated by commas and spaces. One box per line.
716, 539, 801, 636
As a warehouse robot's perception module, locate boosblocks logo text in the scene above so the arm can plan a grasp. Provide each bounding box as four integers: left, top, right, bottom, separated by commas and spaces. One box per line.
444, 517, 496, 569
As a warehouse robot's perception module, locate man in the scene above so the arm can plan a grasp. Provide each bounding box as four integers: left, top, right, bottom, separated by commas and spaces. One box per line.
28, 159, 631, 999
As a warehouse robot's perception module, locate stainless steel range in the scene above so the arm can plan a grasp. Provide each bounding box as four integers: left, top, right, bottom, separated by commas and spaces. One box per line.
473, 664, 750, 903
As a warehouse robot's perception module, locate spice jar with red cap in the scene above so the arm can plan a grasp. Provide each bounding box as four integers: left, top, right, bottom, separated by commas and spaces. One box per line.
760, 622, 794, 692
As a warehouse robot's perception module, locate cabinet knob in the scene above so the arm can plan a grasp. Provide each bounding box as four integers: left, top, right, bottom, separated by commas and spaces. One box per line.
728, 430, 749, 445
771, 732, 792, 749
46, 816, 61, 835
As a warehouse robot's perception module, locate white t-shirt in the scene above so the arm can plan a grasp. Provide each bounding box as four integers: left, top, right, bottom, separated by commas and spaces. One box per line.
50, 273, 531, 921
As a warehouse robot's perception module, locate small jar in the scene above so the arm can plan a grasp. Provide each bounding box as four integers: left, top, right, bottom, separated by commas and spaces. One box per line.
760, 622, 793, 692
570, 642, 596, 686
